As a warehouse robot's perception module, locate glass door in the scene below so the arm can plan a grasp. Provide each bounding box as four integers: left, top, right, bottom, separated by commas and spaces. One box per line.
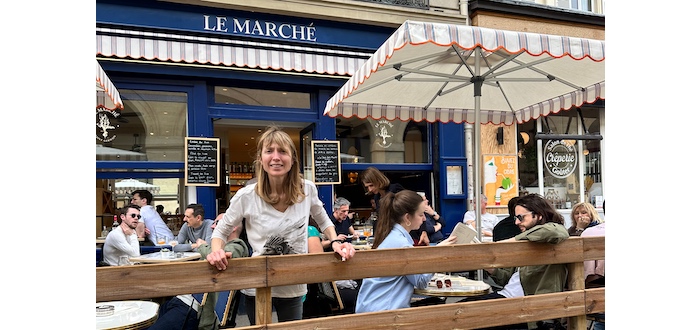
300, 123, 315, 181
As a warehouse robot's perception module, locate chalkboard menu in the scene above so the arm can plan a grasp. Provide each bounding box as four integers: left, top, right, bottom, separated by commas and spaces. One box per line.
185, 137, 220, 186
311, 140, 341, 184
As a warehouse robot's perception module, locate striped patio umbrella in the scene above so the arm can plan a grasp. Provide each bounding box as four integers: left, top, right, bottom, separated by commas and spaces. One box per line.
96, 60, 123, 111
323, 20, 605, 239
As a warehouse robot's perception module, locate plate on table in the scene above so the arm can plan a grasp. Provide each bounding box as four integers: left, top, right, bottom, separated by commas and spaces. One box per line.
426, 274, 492, 294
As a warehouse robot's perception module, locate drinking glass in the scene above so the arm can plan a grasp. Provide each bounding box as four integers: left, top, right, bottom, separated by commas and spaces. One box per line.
169, 240, 178, 257
157, 236, 166, 245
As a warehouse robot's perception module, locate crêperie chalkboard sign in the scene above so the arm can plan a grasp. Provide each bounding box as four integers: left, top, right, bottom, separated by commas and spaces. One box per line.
311, 140, 340, 184
185, 137, 220, 186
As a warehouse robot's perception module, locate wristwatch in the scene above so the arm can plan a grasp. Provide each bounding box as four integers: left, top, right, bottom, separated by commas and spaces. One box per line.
432, 212, 438, 218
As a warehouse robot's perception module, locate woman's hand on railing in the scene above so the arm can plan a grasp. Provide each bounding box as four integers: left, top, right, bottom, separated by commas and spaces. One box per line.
334, 242, 356, 261
206, 248, 229, 271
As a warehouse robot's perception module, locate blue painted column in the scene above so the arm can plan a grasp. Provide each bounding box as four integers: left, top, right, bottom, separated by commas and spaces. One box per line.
316, 90, 336, 216
189, 81, 218, 219
435, 122, 468, 236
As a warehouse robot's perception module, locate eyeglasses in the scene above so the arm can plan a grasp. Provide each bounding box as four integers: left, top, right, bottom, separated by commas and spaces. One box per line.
514, 211, 533, 221
128, 213, 141, 219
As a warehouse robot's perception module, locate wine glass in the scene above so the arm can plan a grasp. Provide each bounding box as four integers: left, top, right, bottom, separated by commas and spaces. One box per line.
363, 225, 372, 244
169, 240, 178, 257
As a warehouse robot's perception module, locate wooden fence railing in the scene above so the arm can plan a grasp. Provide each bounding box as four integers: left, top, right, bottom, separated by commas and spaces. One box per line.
96, 236, 604, 329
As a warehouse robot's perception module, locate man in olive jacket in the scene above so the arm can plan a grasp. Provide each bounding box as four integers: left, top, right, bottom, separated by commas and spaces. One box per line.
461, 194, 569, 330
489, 222, 569, 297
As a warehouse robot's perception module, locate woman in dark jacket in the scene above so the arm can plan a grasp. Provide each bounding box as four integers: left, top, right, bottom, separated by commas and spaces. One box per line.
361, 167, 404, 232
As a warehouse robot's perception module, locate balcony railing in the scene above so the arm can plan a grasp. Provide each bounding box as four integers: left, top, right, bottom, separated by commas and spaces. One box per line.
356, 0, 429, 10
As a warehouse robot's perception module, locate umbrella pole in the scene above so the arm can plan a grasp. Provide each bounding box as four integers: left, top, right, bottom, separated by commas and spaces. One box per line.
473, 47, 484, 282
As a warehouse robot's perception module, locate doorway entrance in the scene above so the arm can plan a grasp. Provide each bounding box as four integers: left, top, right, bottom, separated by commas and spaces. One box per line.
212, 119, 312, 212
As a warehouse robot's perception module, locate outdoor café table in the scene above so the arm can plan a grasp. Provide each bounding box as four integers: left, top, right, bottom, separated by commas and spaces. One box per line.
96, 300, 159, 330
351, 240, 372, 251
129, 251, 201, 264
96, 237, 144, 245
414, 273, 492, 297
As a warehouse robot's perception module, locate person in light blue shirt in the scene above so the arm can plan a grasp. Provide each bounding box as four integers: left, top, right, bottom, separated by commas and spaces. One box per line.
355, 190, 456, 313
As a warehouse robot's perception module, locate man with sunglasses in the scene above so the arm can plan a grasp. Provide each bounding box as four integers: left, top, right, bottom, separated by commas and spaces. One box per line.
130, 189, 174, 246
458, 194, 569, 330
103, 205, 142, 266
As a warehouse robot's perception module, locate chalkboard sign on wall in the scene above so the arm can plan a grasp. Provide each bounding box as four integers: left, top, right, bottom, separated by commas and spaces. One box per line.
311, 140, 341, 185
185, 137, 220, 186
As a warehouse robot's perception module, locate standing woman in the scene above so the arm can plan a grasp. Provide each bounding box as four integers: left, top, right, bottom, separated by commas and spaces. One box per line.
355, 190, 456, 313
206, 126, 355, 324
361, 167, 404, 213
568, 202, 602, 236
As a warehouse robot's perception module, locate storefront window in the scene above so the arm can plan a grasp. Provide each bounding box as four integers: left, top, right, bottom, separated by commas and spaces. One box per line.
214, 86, 310, 108
517, 106, 603, 209
334, 117, 429, 163
96, 90, 187, 162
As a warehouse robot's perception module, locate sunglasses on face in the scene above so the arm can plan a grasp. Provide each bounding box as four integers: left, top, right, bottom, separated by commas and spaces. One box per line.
514, 211, 533, 221
128, 213, 141, 219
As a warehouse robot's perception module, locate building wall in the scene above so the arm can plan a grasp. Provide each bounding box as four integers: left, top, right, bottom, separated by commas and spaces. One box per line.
165, 0, 466, 27
471, 11, 604, 39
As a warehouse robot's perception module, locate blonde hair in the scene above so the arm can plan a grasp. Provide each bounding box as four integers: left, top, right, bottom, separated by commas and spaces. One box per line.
570, 202, 603, 225
255, 126, 305, 206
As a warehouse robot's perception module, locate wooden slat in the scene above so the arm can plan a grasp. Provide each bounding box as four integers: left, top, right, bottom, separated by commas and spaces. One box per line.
96, 258, 267, 302
96, 237, 605, 329
585, 287, 605, 314
97, 239, 591, 300
266, 239, 585, 287
233, 291, 589, 330
583, 235, 605, 260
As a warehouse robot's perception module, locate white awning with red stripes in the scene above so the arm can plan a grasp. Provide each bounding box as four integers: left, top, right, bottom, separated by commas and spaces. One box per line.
96, 27, 373, 76
96, 60, 123, 110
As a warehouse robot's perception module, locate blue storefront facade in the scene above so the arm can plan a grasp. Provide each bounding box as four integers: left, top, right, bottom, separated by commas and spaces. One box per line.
96, 0, 469, 233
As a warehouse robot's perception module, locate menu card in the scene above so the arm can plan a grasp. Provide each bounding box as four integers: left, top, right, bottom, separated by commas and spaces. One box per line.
449, 222, 479, 244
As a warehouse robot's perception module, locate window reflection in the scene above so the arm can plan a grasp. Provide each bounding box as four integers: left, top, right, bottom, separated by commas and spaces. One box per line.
96, 90, 187, 162
335, 117, 428, 163
214, 86, 310, 108
517, 106, 603, 208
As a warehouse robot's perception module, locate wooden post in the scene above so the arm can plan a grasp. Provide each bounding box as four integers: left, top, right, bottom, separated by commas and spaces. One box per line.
255, 287, 273, 325
567, 261, 587, 330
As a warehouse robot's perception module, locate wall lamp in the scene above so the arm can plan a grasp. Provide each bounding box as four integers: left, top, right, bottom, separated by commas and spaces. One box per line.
496, 127, 504, 145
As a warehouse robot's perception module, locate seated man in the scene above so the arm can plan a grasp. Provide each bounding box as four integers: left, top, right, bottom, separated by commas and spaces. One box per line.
458, 194, 569, 330
463, 194, 500, 238
102, 205, 141, 266
172, 203, 215, 252
327, 197, 358, 248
